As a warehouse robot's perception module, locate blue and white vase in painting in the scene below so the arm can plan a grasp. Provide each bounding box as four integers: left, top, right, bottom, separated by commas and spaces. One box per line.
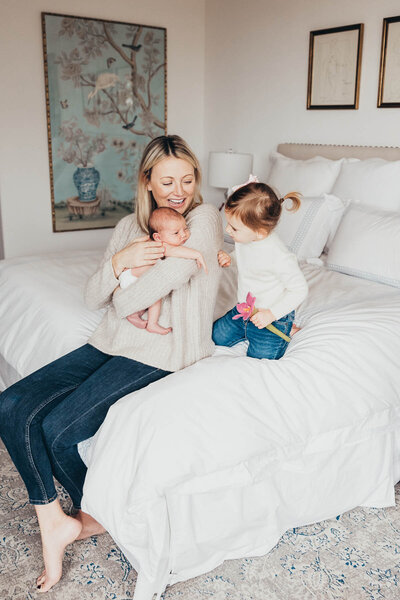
73, 166, 100, 203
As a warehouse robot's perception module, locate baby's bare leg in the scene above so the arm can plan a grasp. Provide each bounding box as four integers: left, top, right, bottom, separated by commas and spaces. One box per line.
126, 310, 147, 328
146, 300, 172, 335
124, 265, 151, 327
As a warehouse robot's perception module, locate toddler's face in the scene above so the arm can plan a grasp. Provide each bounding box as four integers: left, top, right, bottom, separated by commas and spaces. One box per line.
158, 219, 190, 246
225, 211, 260, 243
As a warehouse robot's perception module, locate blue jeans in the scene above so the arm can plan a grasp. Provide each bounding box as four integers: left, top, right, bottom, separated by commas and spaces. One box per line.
0, 344, 170, 508
212, 307, 295, 359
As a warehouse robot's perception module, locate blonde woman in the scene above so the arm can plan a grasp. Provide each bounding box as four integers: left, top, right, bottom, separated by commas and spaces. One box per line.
0, 135, 223, 592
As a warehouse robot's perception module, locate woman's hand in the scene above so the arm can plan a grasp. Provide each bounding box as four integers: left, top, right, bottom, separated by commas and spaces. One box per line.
217, 250, 231, 268
112, 236, 165, 278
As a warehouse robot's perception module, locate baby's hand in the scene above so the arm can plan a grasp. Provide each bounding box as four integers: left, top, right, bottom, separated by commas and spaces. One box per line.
217, 250, 231, 268
250, 308, 275, 329
195, 252, 208, 273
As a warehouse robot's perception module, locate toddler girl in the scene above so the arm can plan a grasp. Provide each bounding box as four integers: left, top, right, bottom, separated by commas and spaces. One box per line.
119, 207, 207, 335
213, 177, 308, 359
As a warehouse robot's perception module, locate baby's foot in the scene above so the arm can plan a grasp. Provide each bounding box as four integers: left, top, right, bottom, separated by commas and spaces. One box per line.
146, 322, 172, 335
126, 311, 147, 328
290, 324, 301, 336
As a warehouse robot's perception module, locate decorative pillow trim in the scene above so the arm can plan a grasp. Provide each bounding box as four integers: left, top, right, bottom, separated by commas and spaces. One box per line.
326, 263, 400, 288
288, 199, 323, 254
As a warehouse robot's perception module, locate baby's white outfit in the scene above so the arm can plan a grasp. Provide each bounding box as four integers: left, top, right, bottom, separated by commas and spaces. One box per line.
119, 269, 138, 289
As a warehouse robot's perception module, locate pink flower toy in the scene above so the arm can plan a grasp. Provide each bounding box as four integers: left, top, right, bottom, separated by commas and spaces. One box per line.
233, 292, 291, 343
233, 292, 256, 321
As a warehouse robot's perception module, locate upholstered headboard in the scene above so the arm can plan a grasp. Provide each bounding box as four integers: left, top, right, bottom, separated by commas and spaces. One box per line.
277, 143, 400, 162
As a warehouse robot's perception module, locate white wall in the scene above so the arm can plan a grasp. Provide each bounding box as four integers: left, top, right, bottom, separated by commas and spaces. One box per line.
204, 0, 400, 206
0, 0, 205, 258
2, 0, 400, 257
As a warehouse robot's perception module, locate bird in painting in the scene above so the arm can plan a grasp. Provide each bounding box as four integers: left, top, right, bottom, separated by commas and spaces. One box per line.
88, 73, 120, 100
122, 43, 142, 52
122, 115, 137, 130
106, 57, 116, 68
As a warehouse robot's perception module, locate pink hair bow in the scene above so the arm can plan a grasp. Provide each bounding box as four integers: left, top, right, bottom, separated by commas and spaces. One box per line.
231, 174, 259, 194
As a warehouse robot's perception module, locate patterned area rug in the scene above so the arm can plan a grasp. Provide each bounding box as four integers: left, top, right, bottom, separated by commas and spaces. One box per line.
1, 439, 399, 600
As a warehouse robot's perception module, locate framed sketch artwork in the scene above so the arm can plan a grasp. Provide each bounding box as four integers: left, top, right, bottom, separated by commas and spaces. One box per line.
307, 24, 364, 110
378, 16, 400, 108
42, 13, 167, 232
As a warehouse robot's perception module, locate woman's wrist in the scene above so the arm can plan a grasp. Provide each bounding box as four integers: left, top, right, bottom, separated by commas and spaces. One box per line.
112, 252, 124, 278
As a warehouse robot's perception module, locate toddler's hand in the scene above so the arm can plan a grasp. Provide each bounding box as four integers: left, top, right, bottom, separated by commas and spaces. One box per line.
218, 250, 231, 268
250, 308, 275, 329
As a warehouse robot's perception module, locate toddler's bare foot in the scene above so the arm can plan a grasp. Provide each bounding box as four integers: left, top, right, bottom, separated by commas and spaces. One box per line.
290, 324, 301, 336
146, 322, 172, 335
126, 311, 147, 328
36, 512, 81, 592
74, 510, 106, 540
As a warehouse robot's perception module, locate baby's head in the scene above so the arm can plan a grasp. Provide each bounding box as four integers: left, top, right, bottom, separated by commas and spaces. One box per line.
148, 207, 190, 246
225, 182, 300, 243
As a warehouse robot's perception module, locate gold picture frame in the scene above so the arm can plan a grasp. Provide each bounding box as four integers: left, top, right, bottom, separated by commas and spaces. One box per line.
42, 12, 167, 232
378, 16, 400, 108
307, 24, 364, 110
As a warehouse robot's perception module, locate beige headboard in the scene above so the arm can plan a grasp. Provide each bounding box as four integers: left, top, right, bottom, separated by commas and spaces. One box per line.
277, 143, 400, 161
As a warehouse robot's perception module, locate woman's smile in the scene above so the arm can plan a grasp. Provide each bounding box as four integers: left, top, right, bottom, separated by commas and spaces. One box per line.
147, 156, 195, 214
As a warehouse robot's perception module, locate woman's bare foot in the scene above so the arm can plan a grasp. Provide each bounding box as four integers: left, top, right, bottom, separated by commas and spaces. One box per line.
74, 510, 106, 540
35, 501, 82, 593
146, 322, 172, 335
126, 311, 147, 328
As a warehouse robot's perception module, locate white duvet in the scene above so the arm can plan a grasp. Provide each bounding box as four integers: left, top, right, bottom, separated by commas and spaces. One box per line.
1, 251, 399, 599
80, 262, 400, 599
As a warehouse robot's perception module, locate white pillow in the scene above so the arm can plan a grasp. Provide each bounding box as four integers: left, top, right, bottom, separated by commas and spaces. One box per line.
267, 152, 343, 197
331, 158, 400, 212
275, 194, 347, 259
326, 204, 400, 288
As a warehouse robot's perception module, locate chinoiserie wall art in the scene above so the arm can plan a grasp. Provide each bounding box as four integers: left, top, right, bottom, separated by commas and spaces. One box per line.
42, 12, 167, 232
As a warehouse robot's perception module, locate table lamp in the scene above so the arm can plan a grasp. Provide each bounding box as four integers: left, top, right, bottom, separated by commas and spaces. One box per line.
208, 150, 253, 209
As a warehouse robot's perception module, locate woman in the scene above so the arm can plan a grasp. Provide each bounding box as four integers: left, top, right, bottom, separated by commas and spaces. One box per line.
0, 135, 223, 592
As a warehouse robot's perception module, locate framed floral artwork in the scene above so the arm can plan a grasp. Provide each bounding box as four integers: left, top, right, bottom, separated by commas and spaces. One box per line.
307, 24, 363, 110
378, 16, 400, 107
42, 12, 167, 232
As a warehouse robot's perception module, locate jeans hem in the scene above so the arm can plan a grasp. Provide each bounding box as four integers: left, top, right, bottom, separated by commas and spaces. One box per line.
29, 491, 58, 505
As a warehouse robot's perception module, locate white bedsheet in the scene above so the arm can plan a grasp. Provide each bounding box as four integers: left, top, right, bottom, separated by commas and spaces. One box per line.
0, 250, 104, 381
80, 263, 400, 599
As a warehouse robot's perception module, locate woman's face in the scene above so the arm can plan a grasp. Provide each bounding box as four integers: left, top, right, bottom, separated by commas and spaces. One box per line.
147, 157, 196, 214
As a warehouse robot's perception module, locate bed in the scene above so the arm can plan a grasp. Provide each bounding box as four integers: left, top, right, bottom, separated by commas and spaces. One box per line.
1, 144, 400, 600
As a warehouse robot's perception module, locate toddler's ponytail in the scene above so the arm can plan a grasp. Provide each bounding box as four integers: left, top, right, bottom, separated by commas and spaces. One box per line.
280, 192, 301, 212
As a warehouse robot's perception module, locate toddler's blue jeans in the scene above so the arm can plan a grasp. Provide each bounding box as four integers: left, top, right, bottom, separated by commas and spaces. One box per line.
0, 344, 170, 508
212, 307, 295, 360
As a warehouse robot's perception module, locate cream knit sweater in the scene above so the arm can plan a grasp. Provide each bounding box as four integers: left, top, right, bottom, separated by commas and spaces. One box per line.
85, 204, 223, 372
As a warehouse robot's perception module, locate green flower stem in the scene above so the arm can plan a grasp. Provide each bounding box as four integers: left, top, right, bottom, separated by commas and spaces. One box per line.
266, 323, 291, 343
250, 309, 291, 343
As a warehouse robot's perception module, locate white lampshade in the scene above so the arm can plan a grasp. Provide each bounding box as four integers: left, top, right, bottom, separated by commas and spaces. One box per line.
208, 151, 253, 189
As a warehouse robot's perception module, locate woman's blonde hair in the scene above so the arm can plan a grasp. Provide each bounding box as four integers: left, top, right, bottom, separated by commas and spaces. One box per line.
135, 135, 203, 233
225, 182, 301, 234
